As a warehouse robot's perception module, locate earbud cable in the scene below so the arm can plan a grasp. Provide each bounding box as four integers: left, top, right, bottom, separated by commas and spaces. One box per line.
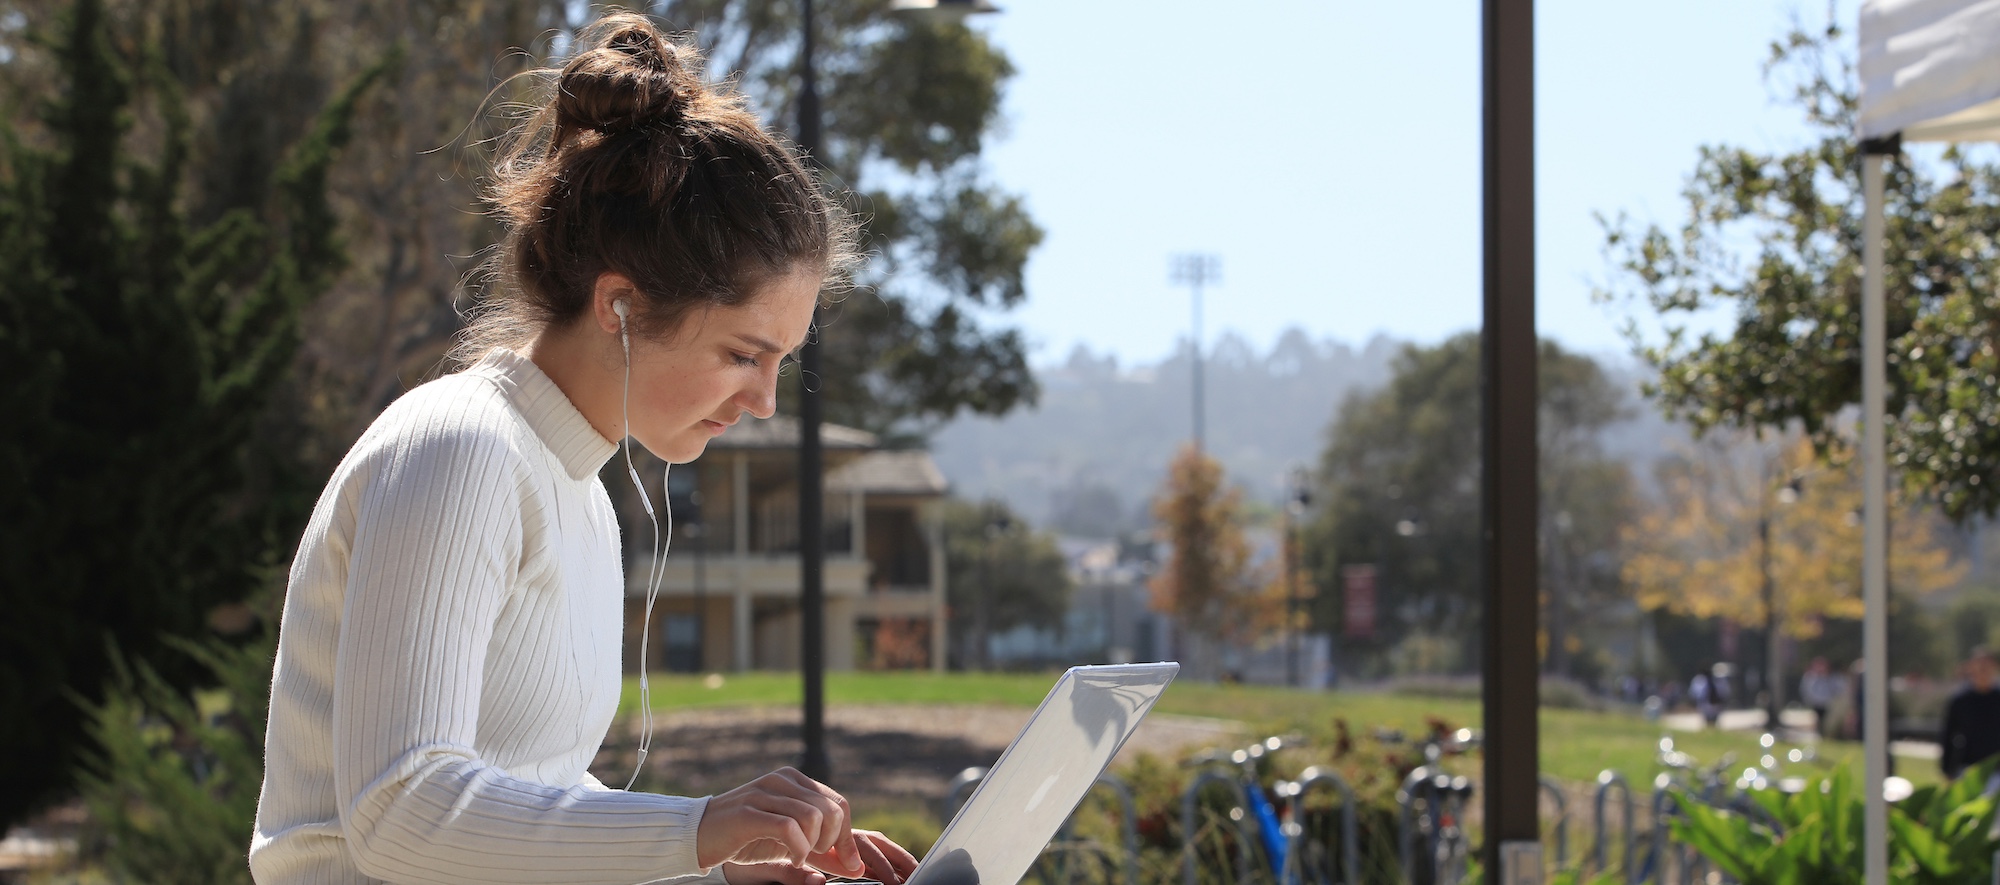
620, 314, 673, 791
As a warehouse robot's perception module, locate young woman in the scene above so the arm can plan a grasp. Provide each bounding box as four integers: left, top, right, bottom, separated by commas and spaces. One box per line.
249, 13, 918, 885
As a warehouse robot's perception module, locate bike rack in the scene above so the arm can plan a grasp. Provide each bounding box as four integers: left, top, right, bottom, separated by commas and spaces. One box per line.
1397, 766, 1432, 877
1181, 770, 1262, 885
1044, 775, 1140, 885
1397, 766, 1473, 884
941, 766, 987, 823
1540, 775, 1570, 866
1591, 770, 1635, 883
1279, 766, 1360, 885
1645, 780, 1710, 885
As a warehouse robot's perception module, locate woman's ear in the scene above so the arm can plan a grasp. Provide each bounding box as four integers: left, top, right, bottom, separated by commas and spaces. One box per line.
591, 273, 638, 335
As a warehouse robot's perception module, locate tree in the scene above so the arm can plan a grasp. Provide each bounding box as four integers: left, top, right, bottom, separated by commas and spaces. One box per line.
942, 499, 1070, 669
1596, 18, 2000, 521
1623, 434, 1963, 638
663, 0, 1043, 437
0, 0, 383, 828
1301, 334, 1637, 678
0, 0, 1040, 459
176, 0, 1042, 443
1148, 446, 1268, 676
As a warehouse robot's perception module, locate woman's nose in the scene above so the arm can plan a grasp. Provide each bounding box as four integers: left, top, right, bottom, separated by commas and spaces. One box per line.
740, 372, 778, 420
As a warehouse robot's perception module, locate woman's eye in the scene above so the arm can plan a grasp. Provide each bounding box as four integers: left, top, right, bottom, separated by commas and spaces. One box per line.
732, 353, 761, 368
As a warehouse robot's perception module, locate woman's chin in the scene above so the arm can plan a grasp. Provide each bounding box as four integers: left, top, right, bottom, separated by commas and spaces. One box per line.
638, 433, 710, 465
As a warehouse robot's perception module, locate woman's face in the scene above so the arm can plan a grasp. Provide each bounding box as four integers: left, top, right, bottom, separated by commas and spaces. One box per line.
622, 268, 820, 463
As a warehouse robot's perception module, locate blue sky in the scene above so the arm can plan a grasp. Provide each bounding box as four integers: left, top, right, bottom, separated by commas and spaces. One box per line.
969, 1, 1857, 367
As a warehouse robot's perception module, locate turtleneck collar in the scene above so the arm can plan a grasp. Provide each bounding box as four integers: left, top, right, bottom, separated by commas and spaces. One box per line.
469, 348, 619, 481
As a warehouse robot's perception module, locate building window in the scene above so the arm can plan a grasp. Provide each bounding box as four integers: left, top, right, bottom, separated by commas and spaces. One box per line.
664, 613, 701, 673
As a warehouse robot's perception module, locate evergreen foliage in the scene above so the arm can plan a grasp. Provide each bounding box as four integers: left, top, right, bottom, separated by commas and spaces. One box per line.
0, 0, 386, 828
77, 635, 273, 885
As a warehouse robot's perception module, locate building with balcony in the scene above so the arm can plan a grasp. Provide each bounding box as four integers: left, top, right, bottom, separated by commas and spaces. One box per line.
619, 417, 949, 674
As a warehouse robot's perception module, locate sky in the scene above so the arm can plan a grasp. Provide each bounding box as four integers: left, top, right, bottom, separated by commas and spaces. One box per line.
966, 0, 1859, 367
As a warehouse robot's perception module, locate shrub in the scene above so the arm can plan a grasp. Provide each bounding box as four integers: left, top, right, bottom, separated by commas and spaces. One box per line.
1671, 757, 1998, 884
76, 636, 273, 885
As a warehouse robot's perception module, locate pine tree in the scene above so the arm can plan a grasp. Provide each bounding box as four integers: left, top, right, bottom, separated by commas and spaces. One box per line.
0, 0, 388, 827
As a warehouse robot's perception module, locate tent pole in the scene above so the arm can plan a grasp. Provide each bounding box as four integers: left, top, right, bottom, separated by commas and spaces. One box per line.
1860, 148, 1888, 885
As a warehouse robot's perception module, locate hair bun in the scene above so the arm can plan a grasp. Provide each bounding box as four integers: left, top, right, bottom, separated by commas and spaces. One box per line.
555, 15, 690, 135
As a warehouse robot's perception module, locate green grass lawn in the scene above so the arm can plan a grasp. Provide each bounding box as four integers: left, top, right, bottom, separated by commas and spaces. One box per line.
618, 671, 1940, 792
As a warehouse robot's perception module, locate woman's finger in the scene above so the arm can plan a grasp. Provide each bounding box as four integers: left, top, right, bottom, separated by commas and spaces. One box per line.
860, 830, 919, 876
852, 833, 898, 884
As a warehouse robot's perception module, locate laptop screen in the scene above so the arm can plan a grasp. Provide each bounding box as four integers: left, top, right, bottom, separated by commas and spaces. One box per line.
908, 662, 1179, 885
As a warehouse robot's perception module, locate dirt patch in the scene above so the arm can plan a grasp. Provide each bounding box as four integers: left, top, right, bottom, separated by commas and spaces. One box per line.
591, 704, 1241, 814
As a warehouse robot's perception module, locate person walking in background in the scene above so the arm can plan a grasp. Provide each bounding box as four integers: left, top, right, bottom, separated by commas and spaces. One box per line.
1941, 646, 2000, 781
1799, 657, 1840, 737
1690, 670, 1717, 725
1846, 658, 1867, 741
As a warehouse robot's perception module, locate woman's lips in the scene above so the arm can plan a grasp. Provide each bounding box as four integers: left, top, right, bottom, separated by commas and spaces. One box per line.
701, 419, 731, 435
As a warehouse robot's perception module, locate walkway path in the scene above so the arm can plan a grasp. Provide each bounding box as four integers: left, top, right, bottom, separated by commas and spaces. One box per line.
593, 704, 1242, 813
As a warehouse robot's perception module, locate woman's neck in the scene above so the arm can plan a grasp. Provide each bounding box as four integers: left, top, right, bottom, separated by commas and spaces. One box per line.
520, 324, 623, 445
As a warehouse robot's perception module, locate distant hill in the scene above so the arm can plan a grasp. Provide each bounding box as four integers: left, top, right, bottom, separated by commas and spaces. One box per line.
929, 327, 1403, 535
929, 329, 1688, 537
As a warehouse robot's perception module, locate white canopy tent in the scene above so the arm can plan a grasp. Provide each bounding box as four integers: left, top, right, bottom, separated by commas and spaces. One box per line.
1856, 2, 2000, 882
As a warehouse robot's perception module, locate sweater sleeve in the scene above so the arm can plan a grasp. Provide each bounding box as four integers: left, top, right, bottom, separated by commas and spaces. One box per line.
330, 423, 712, 885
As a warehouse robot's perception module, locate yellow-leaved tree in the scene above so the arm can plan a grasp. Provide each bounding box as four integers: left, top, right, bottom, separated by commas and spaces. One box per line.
1623, 434, 1962, 637
1150, 446, 1272, 675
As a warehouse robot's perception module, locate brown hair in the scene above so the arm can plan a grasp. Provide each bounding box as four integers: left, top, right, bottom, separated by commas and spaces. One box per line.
458, 11, 856, 360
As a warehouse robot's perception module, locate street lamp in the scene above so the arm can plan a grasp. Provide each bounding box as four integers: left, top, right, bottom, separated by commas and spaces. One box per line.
1169, 254, 1220, 451
976, 505, 1012, 670
1284, 466, 1312, 687
792, 0, 999, 786
1760, 472, 1807, 729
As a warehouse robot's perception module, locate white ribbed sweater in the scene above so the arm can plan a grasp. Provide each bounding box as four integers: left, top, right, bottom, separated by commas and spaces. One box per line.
250, 349, 714, 885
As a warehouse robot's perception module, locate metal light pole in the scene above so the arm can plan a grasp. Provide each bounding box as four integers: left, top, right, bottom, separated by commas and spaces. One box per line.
976, 506, 1010, 670
1169, 254, 1219, 451
1482, 0, 1540, 880
686, 475, 706, 670
1284, 466, 1311, 688
795, 0, 831, 785
1762, 476, 1801, 727
798, 1, 1003, 775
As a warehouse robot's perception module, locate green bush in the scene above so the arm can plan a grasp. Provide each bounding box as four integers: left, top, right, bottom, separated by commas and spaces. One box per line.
76, 636, 273, 885
1672, 757, 1999, 885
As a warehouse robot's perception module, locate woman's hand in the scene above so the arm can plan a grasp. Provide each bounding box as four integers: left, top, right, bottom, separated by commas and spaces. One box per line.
849, 829, 920, 883
697, 767, 862, 874
720, 830, 920, 885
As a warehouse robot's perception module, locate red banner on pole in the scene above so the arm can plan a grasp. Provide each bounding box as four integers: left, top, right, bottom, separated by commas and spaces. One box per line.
1341, 564, 1377, 640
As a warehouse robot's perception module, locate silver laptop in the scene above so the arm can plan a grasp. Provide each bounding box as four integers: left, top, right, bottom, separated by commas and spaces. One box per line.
904, 662, 1180, 885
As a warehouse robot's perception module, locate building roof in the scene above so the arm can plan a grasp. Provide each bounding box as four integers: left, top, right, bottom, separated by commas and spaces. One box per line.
827, 450, 948, 496
708, 415, 878, 450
